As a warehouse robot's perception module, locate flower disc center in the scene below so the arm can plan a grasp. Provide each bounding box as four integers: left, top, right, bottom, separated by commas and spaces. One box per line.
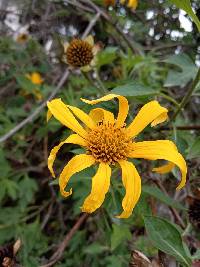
87, 122, 133, 164
66, 39, 93, 67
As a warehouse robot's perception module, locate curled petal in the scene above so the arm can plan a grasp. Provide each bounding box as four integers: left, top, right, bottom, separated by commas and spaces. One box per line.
82, 163, 111, 213
67, 105, 96, 129
89, 108, 115, 124
153, 162, 175, 174
129, 140, 187, 190
127, 101, 168, 138
59, 154, 95, 197
48, 134, 87, 178
116, 160, 141, 219
81, 94, 129, 128
47, 99, 87, 138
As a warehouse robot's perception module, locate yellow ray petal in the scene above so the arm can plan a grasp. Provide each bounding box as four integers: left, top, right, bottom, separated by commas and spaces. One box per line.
47, 99, 87, 138
116, 160, 141, 219
48, 134, 87, 178
81, 163, 111, 213
153, 162, 175, 174
129, 140, 187, 190
89, 108, 114, 124
84, 35, 94, 46
59, 154, 95, 197
127, 0, 138, 9
81, 94, 129, 128
47, 110, 52, 122
120, 0, 125, 4
127, 101, 168, 138
67, 105, 96, 129
31, 72, 43, 85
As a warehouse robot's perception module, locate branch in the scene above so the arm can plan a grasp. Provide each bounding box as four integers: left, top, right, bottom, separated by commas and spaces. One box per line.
80, 0, 142, 55
0, 69, 69, 143
0, 11, 101, 143
39, 213, 88, 267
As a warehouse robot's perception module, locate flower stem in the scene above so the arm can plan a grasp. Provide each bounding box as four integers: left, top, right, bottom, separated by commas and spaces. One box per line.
94, 69, 109, 95
159, 92, 180, 107
171, 67, 200, 121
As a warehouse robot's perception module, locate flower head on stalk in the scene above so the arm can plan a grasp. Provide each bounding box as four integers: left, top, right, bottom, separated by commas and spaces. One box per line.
62, 35, 100, 72
47, 94, 187, 218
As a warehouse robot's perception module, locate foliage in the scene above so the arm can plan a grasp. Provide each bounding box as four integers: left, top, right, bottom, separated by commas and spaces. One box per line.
0, 0, 200, 266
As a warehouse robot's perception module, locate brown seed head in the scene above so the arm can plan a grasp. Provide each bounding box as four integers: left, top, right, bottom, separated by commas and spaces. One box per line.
86, 121, 133, 164
66, 39, 93, 67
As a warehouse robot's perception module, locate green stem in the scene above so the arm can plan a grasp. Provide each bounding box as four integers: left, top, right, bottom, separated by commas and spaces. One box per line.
94, 69, 109, 95
159, 92, 180, 107
171, 67, 200, 121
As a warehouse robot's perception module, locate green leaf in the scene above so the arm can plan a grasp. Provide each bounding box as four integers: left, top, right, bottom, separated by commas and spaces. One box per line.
164, 54, 198, 87
110, 224, 132, 251
97, 47, 118, 67
111, 81, 159, 97
192, 249, 200, 260
142, 185, 186, 210
144, 216, 192, 266
187, 137, 200, 159
15, 75, 38, 92
168, 0, 200, 32
84, 243, 108, 254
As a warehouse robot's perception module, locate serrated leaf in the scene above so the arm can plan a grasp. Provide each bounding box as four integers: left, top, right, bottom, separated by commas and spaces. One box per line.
142, 185, 186, 210
111, 82, 159, 97
168, 0, 200, 32
110, 224, 132, 251
144, 216, 192, 266
164, 54, 198, 87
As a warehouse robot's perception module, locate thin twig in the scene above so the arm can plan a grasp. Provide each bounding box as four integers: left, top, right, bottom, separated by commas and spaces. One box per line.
82, 12, 101, 38
0, 69, 70, 143
80, 0, 142, 55
171, 67, 200, 121
0, 11, 101, 143
39, 213, 88, 267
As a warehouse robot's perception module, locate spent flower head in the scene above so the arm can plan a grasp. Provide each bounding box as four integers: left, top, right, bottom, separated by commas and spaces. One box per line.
62, 35, 100, 72
47, 94, 187, 218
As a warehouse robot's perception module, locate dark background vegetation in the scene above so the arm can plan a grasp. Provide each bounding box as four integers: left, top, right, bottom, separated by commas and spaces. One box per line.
0, 0, 200, 266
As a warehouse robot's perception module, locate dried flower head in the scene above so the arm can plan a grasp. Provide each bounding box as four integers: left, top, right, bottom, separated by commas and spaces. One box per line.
63, 35, 99, 72
47, 94, 187, 218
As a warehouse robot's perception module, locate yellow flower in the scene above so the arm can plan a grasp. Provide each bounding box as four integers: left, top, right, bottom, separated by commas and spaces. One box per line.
62, 35, 100, 72
120, 0, 138, 10
47, 94, 187, 218
26, 72, 43, 101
